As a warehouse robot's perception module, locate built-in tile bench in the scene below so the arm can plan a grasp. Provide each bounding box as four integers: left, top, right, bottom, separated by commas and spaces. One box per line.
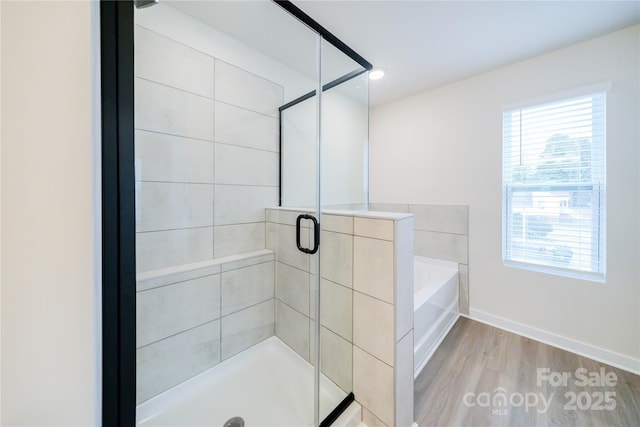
135, 249, 275, 404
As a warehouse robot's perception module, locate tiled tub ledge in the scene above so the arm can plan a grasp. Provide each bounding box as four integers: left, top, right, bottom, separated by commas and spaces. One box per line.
136, 249, 274, 291
267, 207, 415, 427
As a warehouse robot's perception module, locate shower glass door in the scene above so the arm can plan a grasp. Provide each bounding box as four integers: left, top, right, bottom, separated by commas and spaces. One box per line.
133, 1, 327, 426
280, 37, 370, 425
320, 40, 370, 210
318, 38, 370, 423
133, 1, 370, 425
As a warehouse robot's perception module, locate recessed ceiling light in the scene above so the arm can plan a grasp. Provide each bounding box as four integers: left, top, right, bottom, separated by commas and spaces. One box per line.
369, 68, 385, 80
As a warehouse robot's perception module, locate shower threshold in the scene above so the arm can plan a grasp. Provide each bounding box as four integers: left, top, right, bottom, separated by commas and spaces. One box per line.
137, 336, 347, 426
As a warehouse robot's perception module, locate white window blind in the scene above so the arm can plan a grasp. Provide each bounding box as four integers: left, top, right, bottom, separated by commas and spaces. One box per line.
502, 92, 606, 280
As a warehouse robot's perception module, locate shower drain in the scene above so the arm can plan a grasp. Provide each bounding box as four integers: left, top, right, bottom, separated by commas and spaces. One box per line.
223, 416, 245, 427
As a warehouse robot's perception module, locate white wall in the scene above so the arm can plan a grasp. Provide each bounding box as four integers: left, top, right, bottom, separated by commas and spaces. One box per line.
321, 84, 369, 207
370, 25, 640, 371
281, 85, 369, 208
1, 1, 100, 424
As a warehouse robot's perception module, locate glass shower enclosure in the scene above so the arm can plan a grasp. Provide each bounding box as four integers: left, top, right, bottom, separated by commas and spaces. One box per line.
132, 1, 370, 425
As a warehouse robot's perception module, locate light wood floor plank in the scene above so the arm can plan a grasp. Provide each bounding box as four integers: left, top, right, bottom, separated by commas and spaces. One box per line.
415, 317, 640, 427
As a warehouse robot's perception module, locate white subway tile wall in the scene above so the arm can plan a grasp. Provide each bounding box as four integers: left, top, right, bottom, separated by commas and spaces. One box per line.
213, 222, 266, 257
134, 78, 214, 141
409, 204, 468, 235
395, 217, 415, 339
414, 230, 468, 264
320, 327, 353, 392
354, 217, 395, 241
135, 25, 282, 403
319, 231, 353, 288
213, 185, 277, 226
134, 24, 432, 425
136, 320, 221, 404
395, 330, 415, 427
135, 130, 214, 184
275, 262, 311, 316
136, 182, 213, 232
135, 251, 276, 404
353, 346, 395, 426
214, 143, 279, 186
267, 208, 416, 426
275, 299, 311, 361
136, 227, 214, 273
459, 263, 469, 315
134, 26, 214, 98
353, 236, 395, 304
220, 261, 274, 316
362, 408, 388, 427
214, 101, 279, 152
214, 59, 283, 117
319, 279, 353, 341
267, 210, 356, 393
135, 26, 283, 273
221, 299, 275, 360
136, 274, 221, 347
266, 222, 310, 271
353, 291, 395, 365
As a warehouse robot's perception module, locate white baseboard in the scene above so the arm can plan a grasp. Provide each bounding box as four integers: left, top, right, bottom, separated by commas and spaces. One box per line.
467, 309, 640, 375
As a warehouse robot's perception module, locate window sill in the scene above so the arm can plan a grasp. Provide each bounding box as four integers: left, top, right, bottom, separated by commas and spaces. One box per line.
503, 260, 606, 283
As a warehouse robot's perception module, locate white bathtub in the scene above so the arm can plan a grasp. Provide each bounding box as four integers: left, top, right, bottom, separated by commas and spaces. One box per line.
413, 256, 460, 378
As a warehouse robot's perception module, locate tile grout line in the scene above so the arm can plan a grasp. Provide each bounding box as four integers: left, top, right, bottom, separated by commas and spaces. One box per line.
135, 127, 214, 143
137, 317, 221, 351
137, 272, 220, 293
215, 140, 280, 154
136, 75, 215, 101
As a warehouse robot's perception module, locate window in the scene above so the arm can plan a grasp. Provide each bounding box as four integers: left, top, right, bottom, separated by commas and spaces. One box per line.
502, 92, 606, 280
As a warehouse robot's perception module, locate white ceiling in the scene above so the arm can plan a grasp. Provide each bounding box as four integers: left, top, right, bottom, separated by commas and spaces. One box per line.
167, 1, 640, 106
294, 1, 640, 105
166, 0, 366, 87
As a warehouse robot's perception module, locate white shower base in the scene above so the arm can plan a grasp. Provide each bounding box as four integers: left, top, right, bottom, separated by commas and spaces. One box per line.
137, 336, 348, 426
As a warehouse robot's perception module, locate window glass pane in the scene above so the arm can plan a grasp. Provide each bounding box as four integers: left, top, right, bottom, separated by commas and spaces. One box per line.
502, 93, 605, 278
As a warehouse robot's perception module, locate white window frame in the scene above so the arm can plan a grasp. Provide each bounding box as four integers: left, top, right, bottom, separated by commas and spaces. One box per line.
502, 88, 607, 282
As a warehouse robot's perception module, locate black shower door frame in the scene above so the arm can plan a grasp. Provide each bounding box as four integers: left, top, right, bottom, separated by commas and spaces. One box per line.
100, 1, 371, 425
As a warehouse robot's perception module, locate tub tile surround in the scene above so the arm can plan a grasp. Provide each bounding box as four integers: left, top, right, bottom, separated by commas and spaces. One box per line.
371, 203, 470, 315
134, 25, 284, 404
353, 215, 415, 427
267, 207, 415, 427
353, 290, 395, 366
